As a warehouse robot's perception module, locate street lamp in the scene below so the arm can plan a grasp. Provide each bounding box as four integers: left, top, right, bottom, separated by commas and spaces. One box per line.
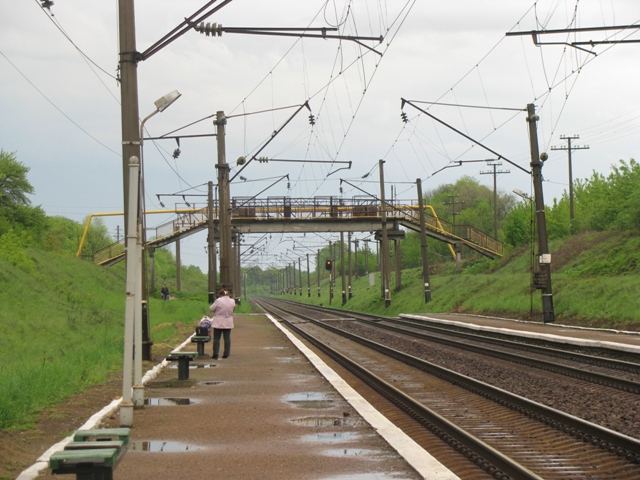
512, 189, 533, 202
122, 90, 182, 424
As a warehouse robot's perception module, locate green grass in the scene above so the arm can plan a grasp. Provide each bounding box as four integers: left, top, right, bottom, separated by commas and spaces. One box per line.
2, 229, 639, 430
0, 249, 215, 430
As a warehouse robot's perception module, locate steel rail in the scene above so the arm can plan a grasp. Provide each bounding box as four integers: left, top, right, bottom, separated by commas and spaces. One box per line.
259, 297, 640, 465
256, 298, 543, 480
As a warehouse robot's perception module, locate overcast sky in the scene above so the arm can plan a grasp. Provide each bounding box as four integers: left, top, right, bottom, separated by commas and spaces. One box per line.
1, 0, 639, 272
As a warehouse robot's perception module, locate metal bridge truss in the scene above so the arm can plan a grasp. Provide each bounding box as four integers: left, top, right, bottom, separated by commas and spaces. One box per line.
93, 196, 503, 265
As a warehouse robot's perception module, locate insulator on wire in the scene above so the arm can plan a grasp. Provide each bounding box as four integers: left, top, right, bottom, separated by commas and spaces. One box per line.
258, 157, 269, 163
308, 114, 316, 125
195, 22, 223, 37
401, 111, 408, 123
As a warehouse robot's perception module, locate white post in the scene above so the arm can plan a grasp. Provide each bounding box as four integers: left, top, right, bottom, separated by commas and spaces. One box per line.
120, 156, 140, 427
132, 223, 144, 408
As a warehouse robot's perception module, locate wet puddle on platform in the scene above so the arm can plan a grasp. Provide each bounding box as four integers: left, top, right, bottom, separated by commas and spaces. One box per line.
292, 416, 365, 427
130, 440, 203, 452
285, 392, 335, 409
302, 431, 360, 443
324, 448, 379, 457
144, 397, 198, 406
321, 474, 413, 480
199, 381, 223, 386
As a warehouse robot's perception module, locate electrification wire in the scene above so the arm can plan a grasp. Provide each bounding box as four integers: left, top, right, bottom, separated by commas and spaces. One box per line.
0, 50, 120, 156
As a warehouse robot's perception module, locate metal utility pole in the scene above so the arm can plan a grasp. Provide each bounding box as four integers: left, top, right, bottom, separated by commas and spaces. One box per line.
416, 178, 432, 303
298, 257, 303, 296
551, 135, 589, 227
480, 162, 510, 239
527, 104, 555, 324
215, 111, 233, 295
207, 181, 217, 303
379, 159, 391, 307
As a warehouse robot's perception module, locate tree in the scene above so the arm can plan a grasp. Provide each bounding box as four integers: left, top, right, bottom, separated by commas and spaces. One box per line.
0, 150, 34, 210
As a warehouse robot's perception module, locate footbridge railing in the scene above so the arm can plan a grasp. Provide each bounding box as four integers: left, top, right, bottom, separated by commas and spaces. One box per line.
91, 196, 503, 265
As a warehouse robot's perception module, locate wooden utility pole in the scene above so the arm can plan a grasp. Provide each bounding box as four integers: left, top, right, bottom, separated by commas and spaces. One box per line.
480, 162, 510, 239
527, 104, 555, 323
551, 134, 589, 227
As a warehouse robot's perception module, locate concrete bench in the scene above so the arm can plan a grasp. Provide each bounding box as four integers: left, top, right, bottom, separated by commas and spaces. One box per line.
49, 428, 130, 480
190, 335, 211, 356
166, 351, 198, 380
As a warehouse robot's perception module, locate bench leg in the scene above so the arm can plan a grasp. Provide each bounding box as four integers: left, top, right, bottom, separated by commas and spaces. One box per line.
177, 357, 190, 380
196, 342, 204, 356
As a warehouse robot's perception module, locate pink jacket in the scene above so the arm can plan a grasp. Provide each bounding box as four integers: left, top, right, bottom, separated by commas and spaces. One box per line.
209, 296, 236, 329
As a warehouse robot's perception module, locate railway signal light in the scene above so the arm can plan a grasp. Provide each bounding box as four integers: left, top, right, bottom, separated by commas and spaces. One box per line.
325, 260, 333, 271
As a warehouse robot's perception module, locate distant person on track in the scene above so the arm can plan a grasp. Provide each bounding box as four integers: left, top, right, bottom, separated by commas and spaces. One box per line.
161, 284, 169, 300
209, 289, 236, 360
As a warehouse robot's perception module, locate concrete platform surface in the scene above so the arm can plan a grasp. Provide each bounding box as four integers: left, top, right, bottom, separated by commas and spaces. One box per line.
32, 313, 457, 480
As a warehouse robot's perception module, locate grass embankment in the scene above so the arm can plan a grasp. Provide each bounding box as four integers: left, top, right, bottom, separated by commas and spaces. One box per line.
2, 230, 638, 430
291, 230, 640, 331
0, 250, 221, 430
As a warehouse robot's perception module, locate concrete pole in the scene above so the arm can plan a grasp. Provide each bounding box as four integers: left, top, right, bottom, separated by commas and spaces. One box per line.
216, 111, 233, 294
340, 231, 346, 305
347, 232, 353, 298
120, 156, 139, 427
298, 257, 302, 296
306, 253, 311, 297
379, 160, 391, 307
416, 178, 432, 302
118, 0, 140, 235
148, 247, 156, 293
317, 249, 321, 297
207, 181, 216, 303
175, 238, 181, 291
527, 103, 555, 323
132, 223, 144, 408
394, 238, 402, 292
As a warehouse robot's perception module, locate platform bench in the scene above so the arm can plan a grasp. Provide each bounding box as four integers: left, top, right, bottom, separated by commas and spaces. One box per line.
166, 351, 198, 380
190, 335, 211, 356
49, 428, 130, 480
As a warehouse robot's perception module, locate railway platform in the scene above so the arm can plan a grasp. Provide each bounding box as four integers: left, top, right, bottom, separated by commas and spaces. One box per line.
28, 313, 456, 480
404, 312, 640, 352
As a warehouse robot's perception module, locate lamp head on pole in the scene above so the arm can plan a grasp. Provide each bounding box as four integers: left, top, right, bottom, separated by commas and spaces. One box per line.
154, 90, 182, 112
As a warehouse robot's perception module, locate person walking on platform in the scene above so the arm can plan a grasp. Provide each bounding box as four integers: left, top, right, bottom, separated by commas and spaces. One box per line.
209, 289, 235, 359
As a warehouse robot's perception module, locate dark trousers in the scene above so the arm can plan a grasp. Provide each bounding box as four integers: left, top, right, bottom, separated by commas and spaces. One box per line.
213, 328, 231, 358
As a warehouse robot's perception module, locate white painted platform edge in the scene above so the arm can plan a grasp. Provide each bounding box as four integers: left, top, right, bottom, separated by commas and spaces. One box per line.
401, 314, 640, 354
267, 313, 460, 480
16, 345, 175, 480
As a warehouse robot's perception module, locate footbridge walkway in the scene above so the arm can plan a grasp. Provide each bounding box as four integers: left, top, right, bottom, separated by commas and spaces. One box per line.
91, 196, 503, 266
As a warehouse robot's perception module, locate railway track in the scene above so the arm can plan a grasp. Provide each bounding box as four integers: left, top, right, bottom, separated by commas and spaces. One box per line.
254, 296, 640, 480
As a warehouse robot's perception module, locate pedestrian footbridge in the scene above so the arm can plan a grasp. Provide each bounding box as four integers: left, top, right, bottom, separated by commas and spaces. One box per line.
89, 196, 503, 266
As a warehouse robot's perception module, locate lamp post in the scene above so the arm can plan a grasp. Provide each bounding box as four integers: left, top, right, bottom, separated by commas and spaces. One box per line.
130, 90, 181, 411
